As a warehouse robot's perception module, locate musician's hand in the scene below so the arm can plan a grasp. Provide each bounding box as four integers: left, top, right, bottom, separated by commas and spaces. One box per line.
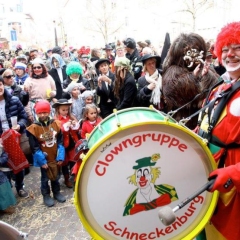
42, 164, 48, 169
12, 124, 20, 132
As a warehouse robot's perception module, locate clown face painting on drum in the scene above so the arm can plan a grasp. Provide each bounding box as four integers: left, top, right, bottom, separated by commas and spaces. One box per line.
123, 154, 178, 216
74, 107, 218, 240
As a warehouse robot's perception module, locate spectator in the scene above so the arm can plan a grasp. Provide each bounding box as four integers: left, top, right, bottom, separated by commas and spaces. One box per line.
114, 57, 137, 110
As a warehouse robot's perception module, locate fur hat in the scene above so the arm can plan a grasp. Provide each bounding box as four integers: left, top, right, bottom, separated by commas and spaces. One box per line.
66, 82, 80, 93
14, 62, 27, 71
34, 100, 51, 114
81, 90, 94, 100
215, 22, 240, 63
66, 62, 83, 76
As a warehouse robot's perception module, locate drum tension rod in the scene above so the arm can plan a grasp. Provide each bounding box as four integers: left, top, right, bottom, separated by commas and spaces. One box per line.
113, 109, 121, 127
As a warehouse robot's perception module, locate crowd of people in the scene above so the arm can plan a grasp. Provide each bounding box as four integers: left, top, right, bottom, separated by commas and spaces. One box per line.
0, 21, 240, 240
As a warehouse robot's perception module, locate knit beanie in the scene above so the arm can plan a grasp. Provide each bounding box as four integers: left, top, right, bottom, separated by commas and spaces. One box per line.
66, 62, 83, 76
34, 100, 51, 113
14, 62, 27, 71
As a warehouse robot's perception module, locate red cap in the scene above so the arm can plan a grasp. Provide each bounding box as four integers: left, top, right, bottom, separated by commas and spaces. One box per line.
34, 100, 51, 114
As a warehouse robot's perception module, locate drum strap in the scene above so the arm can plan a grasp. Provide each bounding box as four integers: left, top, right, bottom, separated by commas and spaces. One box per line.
199, 80, 240, 168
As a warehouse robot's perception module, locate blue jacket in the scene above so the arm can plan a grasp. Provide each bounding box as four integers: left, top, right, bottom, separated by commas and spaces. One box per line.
0, 89, 28, 135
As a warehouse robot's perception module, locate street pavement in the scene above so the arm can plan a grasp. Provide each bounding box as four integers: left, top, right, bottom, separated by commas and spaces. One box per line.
0, 166, 92, 240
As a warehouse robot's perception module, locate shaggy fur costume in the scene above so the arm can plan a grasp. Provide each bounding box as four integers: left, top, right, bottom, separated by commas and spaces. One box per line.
162, 33, 219, 129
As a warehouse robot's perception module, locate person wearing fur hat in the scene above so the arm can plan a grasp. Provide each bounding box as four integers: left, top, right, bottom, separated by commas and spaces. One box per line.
195, 22, 240, 240
62, 61, 90, 99
48, 53, 67, 100
137, 54, 165, 110
14, 62, 29, 85
52, 99, 79, 188
67, 82, 84, 121
96, 58, 116, 118
27, 100, 66, 207
114, 57, 137, 110
23, 58, 56, 123
162, 32, 219, 129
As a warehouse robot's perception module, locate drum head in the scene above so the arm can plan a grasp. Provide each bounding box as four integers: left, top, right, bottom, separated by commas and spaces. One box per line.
75, 122, 218, 240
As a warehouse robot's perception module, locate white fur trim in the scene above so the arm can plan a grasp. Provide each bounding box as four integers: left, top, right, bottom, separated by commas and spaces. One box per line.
229, 97, 240, 116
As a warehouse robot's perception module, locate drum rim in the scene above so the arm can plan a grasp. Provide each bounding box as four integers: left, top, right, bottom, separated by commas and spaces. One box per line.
87, 107, 175, 143
75, 121, 219, 240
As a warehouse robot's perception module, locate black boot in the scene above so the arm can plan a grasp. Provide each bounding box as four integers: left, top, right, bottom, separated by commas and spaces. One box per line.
53, 192, 66, 203
43, 194, 54, 207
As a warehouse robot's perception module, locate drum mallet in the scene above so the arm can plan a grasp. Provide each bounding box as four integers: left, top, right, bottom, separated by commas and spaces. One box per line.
158, 178, 215, 226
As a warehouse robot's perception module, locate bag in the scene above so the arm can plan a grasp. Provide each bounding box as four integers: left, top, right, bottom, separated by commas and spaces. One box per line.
1, 129, 29, 174
46, 161, 59, 181
20, 133, 32, 155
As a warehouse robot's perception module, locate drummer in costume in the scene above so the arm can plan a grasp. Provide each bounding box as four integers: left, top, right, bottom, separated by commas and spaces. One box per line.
162, 33, 219, 129
196, 22, 240, 240
27, 100, 66, 207
123, 154, 178, 216
137, 54, 165, 111
53, 99, 80, 188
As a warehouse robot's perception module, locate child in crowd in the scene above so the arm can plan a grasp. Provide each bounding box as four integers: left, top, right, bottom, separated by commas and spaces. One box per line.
26, 100, 66, 207
81, 90, 100, 114
52, 99, 80, 188
14, 62, 29, 86
67, 82, 84, 121
81, 103, 102, 139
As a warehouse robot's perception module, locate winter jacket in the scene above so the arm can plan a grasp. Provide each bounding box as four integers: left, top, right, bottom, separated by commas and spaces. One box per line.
115, 72, 137, 110
48, 65, 67, 99
0, 89, 28, 135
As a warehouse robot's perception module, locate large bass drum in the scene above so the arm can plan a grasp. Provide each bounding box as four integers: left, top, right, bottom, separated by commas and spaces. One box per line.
75, 107, 218, 240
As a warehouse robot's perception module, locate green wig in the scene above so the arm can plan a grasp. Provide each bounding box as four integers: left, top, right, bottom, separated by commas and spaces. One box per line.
66, 62, 83, 76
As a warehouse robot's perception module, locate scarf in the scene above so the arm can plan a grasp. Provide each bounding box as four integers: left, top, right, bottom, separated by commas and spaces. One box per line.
145, 70, 162, 106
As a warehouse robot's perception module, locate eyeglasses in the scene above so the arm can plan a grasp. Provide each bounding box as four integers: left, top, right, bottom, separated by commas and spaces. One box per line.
4, 75, 14, 79
33, 66, 42, 70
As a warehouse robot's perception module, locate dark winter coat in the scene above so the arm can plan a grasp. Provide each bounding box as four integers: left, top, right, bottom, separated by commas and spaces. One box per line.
48, 65, 67, 99
0, 89, 28, 135
10, 82, 29, 106
115, 72, 137, 110
96, 71, 116, 118
137, 69, 165, 110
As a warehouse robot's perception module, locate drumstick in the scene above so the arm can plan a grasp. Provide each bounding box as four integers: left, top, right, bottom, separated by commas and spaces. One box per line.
158, 178, 215, 226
